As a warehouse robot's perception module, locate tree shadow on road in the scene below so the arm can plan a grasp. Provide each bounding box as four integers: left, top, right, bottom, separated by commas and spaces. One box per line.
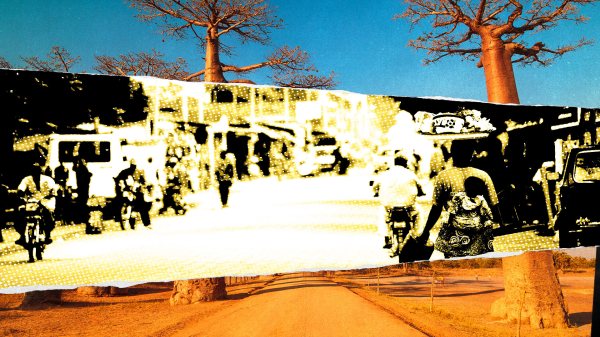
252, 283, 338, 296
569, 311, 592, 327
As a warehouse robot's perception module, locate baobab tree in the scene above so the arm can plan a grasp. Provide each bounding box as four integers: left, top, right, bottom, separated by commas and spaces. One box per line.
21, 46, 81, 73
128, 0, 335, 88
399, 0, 598, 329
95, 49, 191, 80
127, 0, 335, 304
400, 0, 594, 103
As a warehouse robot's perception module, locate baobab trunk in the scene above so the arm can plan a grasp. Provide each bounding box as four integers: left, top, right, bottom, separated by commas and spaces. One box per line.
170, 28, 228, 305
204, 29, 226, 83
170, 278, 227, 305
20, 290, 62, 308
169, 28, 229, 304
482, 34, 569, 328
480, 34, 520, 104
491, 251, 569, 328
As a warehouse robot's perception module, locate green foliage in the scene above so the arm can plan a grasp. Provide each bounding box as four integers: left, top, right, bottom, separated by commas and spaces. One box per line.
430, 257, 502, 269
553, 250, 596, 270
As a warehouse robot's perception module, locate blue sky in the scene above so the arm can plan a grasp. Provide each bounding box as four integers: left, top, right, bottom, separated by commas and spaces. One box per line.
1, 0, 600, 108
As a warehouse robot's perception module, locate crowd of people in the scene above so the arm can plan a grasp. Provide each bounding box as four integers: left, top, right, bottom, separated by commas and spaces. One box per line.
7, 145, 197, 251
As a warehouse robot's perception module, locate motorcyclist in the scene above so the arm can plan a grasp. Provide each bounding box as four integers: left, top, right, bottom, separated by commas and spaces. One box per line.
115, 159, 152, 229
377, 150, 422, 257
15, 163, 57, 246
159, 161, 187, 215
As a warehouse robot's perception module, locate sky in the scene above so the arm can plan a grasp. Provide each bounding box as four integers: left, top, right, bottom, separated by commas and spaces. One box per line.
1, 0, 600, 108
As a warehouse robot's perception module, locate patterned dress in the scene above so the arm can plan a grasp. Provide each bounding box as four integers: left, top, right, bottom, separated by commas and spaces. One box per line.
431, 167, 497, 258
434, 192, 495, 257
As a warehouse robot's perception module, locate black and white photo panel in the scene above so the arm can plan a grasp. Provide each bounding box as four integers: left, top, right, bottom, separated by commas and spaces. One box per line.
0, 68, 598, 290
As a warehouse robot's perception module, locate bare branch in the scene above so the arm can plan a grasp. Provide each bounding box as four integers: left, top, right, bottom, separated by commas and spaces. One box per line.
94, 49, 191, 80
129, 1, 332, 86
509, 38, 593, 65
0, 56, 12, 69
129, 0, 282, 45
21, 46, 81, 72
271, 70, 337, 90
399, 0, 598, 65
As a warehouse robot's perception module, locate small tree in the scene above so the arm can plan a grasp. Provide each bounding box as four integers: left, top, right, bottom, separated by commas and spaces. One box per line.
0, 56, 12, 69
553, 251, 572, 271
21, 46, 81, 73
95, 49, 190, 80
128, 0, 335, 88
399, 0, 598, 328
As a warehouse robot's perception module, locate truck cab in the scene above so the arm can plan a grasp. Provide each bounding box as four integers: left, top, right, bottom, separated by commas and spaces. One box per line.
547, 146, 600, 247
46, 133, 127, 200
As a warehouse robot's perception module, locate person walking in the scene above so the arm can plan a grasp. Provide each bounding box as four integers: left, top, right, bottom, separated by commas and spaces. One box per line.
216, 152, 236, 207
74, 158, 99, 234
417, 141, 501, 259
433, 176, 496, 257
0, 176, 9, 243
53, 160, 71, 225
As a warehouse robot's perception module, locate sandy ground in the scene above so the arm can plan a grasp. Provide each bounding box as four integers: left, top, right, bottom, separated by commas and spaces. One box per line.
335, 267, 594, 337
0, 268, 594, 337
0, 278, 273, 337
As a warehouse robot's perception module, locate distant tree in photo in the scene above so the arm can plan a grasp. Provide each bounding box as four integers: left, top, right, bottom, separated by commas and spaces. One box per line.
95, 49, 191, 80
399, 0, 598, 329
21, 46, 81, 73
128, 0, 335, 88
0, 56, 12, 69
552, 251, 572, 271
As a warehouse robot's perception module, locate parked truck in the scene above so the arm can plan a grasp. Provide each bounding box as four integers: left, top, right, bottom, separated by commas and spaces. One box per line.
45, 133, 166, 219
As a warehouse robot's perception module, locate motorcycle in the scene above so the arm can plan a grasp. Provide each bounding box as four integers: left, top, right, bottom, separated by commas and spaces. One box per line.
384, 206, 416, 260
163, 183, 188, 215
19, 198, 46, 263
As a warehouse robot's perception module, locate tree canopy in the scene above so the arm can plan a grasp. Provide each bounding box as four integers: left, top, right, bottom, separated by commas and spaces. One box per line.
128, 0, 335, 88
95, 49, 190, 80
21, 46, 81, 72
399, 0, 595, 66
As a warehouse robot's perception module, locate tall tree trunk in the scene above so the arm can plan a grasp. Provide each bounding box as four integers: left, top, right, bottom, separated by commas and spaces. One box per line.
20, 290, 62, 308
204, 29, 226, 83
591, 247, 600, 335
491, 251, 569, 328
480, 35, 520, 104
482, 35, 569, 328
170, 277, 227, 305
170, 28, 228, 303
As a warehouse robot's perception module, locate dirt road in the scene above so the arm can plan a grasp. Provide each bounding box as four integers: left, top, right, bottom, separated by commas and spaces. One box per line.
168, 274, 428, 337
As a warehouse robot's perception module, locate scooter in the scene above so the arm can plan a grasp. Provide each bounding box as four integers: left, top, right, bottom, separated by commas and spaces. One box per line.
384, 206, 416, 259
19, 198, 46, 263
161, 183, 188, 215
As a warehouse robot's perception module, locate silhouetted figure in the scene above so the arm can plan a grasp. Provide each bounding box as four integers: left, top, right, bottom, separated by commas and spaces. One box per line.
74, 158, 99, 234
216, 152, 235, 207
0, 178, 8, 243
115, 159, 151, 229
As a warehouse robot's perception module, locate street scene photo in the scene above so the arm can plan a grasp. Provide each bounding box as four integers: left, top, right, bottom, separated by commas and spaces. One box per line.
0, 69, 598, 289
